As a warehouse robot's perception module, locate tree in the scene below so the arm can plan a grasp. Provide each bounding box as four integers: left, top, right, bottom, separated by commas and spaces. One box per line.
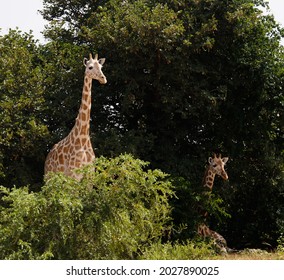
0, 30, 48, 188
39, 41, 89, 143
39, 0, 284, 248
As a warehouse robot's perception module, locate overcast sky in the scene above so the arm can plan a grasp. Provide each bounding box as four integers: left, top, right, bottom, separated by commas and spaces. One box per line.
0, 0, 283, 43
0, 0, 46, 42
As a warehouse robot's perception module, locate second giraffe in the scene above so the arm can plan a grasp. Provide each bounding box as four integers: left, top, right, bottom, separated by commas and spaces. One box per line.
198, 153, 230, 254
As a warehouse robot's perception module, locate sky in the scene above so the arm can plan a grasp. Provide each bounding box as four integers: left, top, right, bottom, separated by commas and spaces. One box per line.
0, 0, 46, 42
0, 0, 283, 43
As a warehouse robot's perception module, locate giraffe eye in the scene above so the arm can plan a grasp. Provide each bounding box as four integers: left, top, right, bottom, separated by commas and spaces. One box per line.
213, 164, 217, 168
89, 66, 93, 70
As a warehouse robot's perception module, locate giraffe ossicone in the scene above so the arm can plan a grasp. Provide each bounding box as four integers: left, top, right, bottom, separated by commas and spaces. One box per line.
44, 53, 107, 180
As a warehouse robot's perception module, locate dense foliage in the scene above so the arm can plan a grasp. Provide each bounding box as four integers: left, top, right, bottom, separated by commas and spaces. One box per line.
0, 31, 48, 187
0, 0, 283, 257
0, 155, 174, 259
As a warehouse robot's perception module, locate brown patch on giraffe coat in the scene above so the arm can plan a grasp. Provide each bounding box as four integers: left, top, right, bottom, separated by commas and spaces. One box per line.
75, 138, 81, 147
83, 94, 90, 103
82, 103, 89, 111
63, 146, 69, 154
52, 153, 57, 160
58, 154, 64, 164
81, 112, 87, 122
81, 124, 89, 135
81, 137, 87, 146
86, 151, 93, 162
206, 177, 213, 185
68, 146, 74, 154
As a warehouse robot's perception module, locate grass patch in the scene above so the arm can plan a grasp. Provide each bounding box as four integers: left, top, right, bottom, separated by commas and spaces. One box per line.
215, 249, 284, 260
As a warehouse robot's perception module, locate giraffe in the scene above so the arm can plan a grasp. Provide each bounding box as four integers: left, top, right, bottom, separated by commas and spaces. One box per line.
44, 53, 107, 180
197, 153, 229, 253
202, 154, 228, 190
198, 223, 228, 254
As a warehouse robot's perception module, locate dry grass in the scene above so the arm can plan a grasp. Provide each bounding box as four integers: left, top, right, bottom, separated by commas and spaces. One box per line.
214, 249, 284, 260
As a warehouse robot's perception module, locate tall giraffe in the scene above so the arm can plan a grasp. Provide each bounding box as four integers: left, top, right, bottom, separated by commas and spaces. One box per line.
197, 153, 229, 253
44, 53, 107, 180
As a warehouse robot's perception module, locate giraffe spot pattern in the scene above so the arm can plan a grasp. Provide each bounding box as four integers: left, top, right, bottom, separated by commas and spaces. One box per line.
45, 57, 106, 180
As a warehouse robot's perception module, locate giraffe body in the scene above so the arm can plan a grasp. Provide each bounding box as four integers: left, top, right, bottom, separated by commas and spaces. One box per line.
198, 154, 229, 254
198, 223, 228, 254
44, 54, 107, 180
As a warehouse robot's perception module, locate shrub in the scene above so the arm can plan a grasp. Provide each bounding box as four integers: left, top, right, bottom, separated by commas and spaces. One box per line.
140, 240, 216, 260
0, 154, 174, 259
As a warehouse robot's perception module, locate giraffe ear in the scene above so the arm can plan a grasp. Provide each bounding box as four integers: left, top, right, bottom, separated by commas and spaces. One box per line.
208, 157, 213, 164
222, 157, 229, 164
83, 58, 88, 66
98, 58, 106, 65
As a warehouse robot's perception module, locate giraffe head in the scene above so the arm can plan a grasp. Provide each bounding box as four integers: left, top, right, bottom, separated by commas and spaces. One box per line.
208, 153, 229, 180
83, 53, 107, 84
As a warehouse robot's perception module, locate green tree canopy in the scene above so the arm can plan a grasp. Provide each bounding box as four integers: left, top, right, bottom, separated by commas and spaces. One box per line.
40, 0, 284, 248
0, 30, 48, 187
0, 0, 282, 251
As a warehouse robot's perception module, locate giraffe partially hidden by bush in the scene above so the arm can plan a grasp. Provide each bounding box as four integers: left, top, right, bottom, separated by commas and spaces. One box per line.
44, 53, 107, 180
197, 153, 230, 254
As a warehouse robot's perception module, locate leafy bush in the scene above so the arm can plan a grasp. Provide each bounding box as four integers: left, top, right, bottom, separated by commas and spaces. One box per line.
0, 154, 174, 259
171, 176, 231, 242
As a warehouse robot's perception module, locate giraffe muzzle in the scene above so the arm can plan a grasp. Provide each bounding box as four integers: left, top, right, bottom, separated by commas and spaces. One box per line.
99, 76, 107, 84
221, 172, 228, 180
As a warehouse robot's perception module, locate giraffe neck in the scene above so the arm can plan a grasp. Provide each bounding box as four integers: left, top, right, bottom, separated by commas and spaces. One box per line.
72, 75, 92, 137
202, 166, 216, 191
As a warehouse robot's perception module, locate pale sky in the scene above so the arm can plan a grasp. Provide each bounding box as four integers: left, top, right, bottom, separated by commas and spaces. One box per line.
0, 0, 46, 42
0, 0, 283, 43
